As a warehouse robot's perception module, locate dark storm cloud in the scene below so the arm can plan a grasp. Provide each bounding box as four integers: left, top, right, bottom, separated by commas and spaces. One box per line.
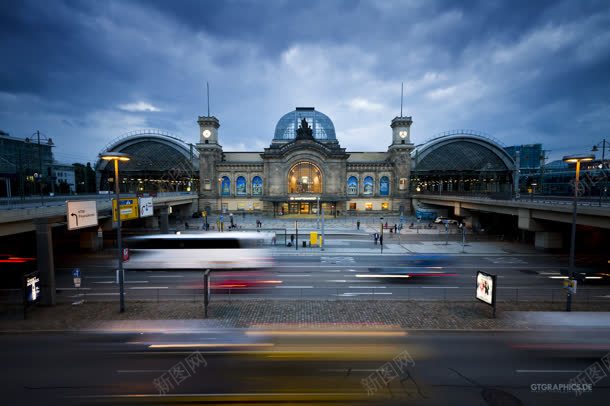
0, 0, 609, 163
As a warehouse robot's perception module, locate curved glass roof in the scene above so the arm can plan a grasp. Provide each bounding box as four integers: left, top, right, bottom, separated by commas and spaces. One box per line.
273, 107, 336, 141
415, 141, 510, 172
102, 141, 197, 174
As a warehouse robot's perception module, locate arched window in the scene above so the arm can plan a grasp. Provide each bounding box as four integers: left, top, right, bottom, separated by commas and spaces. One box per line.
236, 176, 246, 196
347, 176, 358, 195
288, 161, 322, 194
380, 176, 389, 196
220, 176, 230, 196
252, 176, 263, 196
363, 176, 373, 195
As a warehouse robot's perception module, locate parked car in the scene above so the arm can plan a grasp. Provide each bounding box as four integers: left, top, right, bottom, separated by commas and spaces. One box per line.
434, 216, 458, 225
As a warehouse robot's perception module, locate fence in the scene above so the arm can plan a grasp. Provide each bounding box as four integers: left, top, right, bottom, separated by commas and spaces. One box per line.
51, 286, 610, 304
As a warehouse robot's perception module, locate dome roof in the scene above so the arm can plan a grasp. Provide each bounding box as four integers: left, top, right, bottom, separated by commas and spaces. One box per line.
273, 107, 336, 142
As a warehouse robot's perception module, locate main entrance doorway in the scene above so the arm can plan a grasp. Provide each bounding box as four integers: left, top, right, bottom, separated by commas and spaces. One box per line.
282, 202, 314, 215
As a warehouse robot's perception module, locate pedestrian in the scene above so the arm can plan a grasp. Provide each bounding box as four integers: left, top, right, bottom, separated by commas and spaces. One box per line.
380, 234, 383, 246
374, 233, 378, 245
356, 220, 360, 230
242, 211, 245, 219
256, 219, 260, 228
385, 221, 388, 229
394, 224, 398, 233
290, 234, 295, 245
184, 222, 189, 230
230, 213, 234, 227
390, 228, 393, 234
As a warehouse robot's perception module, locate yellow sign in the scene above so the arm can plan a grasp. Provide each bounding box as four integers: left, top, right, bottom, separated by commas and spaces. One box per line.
112, 198, 139, 222
202, 210, 207, 217
310, 232, 318, 246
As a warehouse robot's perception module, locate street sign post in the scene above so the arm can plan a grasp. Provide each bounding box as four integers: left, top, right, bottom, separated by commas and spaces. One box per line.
73, 268, 81, 287
67, 201, 98, 230
139, 197, 153, 217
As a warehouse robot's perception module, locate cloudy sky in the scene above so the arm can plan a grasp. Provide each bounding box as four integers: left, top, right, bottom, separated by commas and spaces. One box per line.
1, 0, 610, 165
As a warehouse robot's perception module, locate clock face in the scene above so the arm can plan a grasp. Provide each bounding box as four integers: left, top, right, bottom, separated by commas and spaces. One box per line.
399, 130, 407, 138
202, 129, 211, 138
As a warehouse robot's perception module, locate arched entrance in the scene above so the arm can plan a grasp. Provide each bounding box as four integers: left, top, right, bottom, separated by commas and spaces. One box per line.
283, 161, 323, 215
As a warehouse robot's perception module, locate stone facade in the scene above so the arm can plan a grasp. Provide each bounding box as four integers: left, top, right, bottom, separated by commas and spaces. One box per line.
196, 108, 414, 216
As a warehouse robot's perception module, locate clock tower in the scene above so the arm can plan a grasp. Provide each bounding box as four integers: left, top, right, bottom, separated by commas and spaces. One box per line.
196, 115, 223, 213
390, 116, 413, 146
388, 116, 414, 212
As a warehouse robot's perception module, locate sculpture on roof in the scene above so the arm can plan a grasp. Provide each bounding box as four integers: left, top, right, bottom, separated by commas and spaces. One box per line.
296, 117, 314, 140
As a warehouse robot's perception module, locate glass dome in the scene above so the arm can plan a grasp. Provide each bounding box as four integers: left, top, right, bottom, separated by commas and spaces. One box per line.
273, 107, 336, 141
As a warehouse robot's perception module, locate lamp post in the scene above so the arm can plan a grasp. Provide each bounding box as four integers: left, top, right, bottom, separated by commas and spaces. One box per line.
25, 130, 54, 205
218, 177, 223, 215
100, 151, 131, 313
563, 153, 594, 312
592, 139, 609, 207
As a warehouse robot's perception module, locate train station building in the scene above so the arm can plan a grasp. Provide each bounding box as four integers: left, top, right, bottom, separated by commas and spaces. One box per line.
96, 107, 516, 216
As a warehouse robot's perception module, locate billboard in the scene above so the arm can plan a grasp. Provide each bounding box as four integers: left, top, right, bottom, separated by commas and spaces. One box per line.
476, 271, 496, 306
139, 197, 153, 218
113, 198, 139, 222
67, 200, 98, 230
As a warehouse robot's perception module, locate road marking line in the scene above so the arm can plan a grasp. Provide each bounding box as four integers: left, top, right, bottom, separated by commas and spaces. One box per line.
275, 286, 313, 289
93, 281, 115, 284
276, 274, 311, 277
516, 370, 582, 373
326, 280, 348, 283
419, 286, 459, 289
125, 281, 149, 283
348, 286, 386, 289
149, 275, 184, 278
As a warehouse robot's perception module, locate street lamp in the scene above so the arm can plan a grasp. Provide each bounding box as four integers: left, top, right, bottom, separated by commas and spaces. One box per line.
100, 151, 131, 313
562, 153, 594, 312
25, 130, 54, 204
592, 139, 609, 206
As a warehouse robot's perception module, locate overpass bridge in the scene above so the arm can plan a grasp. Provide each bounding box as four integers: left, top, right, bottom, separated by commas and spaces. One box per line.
413, 194, 610, 249
0, 192, 198, 237
0, 192, 199, 307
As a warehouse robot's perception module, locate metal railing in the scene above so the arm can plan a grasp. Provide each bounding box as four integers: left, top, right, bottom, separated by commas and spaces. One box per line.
53, 286, 610, 304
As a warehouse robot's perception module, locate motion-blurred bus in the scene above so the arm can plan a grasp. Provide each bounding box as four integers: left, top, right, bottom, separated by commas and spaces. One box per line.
124, 232, 274, 271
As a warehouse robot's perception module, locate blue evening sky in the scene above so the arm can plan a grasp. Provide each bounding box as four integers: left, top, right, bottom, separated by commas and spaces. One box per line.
1, 0, 609, 164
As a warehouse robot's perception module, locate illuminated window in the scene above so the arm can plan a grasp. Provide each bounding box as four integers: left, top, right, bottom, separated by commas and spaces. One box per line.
252, 176, 263, 195
381, 202, 389, 210
236, 176, 246, 196
347, 176, 358, 195
365, 202, 373, 211
220, 176, 230, 196
380, 176, 389, 196
288, 162, 322, 194
349, 202, 356, 210
399, 178, 407, 190
363, 176, 373, 195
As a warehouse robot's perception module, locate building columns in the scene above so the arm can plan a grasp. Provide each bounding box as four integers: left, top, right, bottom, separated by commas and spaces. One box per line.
35, 218, 55, 306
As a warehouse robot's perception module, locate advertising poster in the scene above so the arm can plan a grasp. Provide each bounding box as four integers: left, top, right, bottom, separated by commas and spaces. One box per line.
476, 271, 495, 306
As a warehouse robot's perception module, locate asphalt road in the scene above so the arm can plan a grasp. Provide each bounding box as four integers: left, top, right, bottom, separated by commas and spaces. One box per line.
53, 244, 610, 303
2, 327, 609, 405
